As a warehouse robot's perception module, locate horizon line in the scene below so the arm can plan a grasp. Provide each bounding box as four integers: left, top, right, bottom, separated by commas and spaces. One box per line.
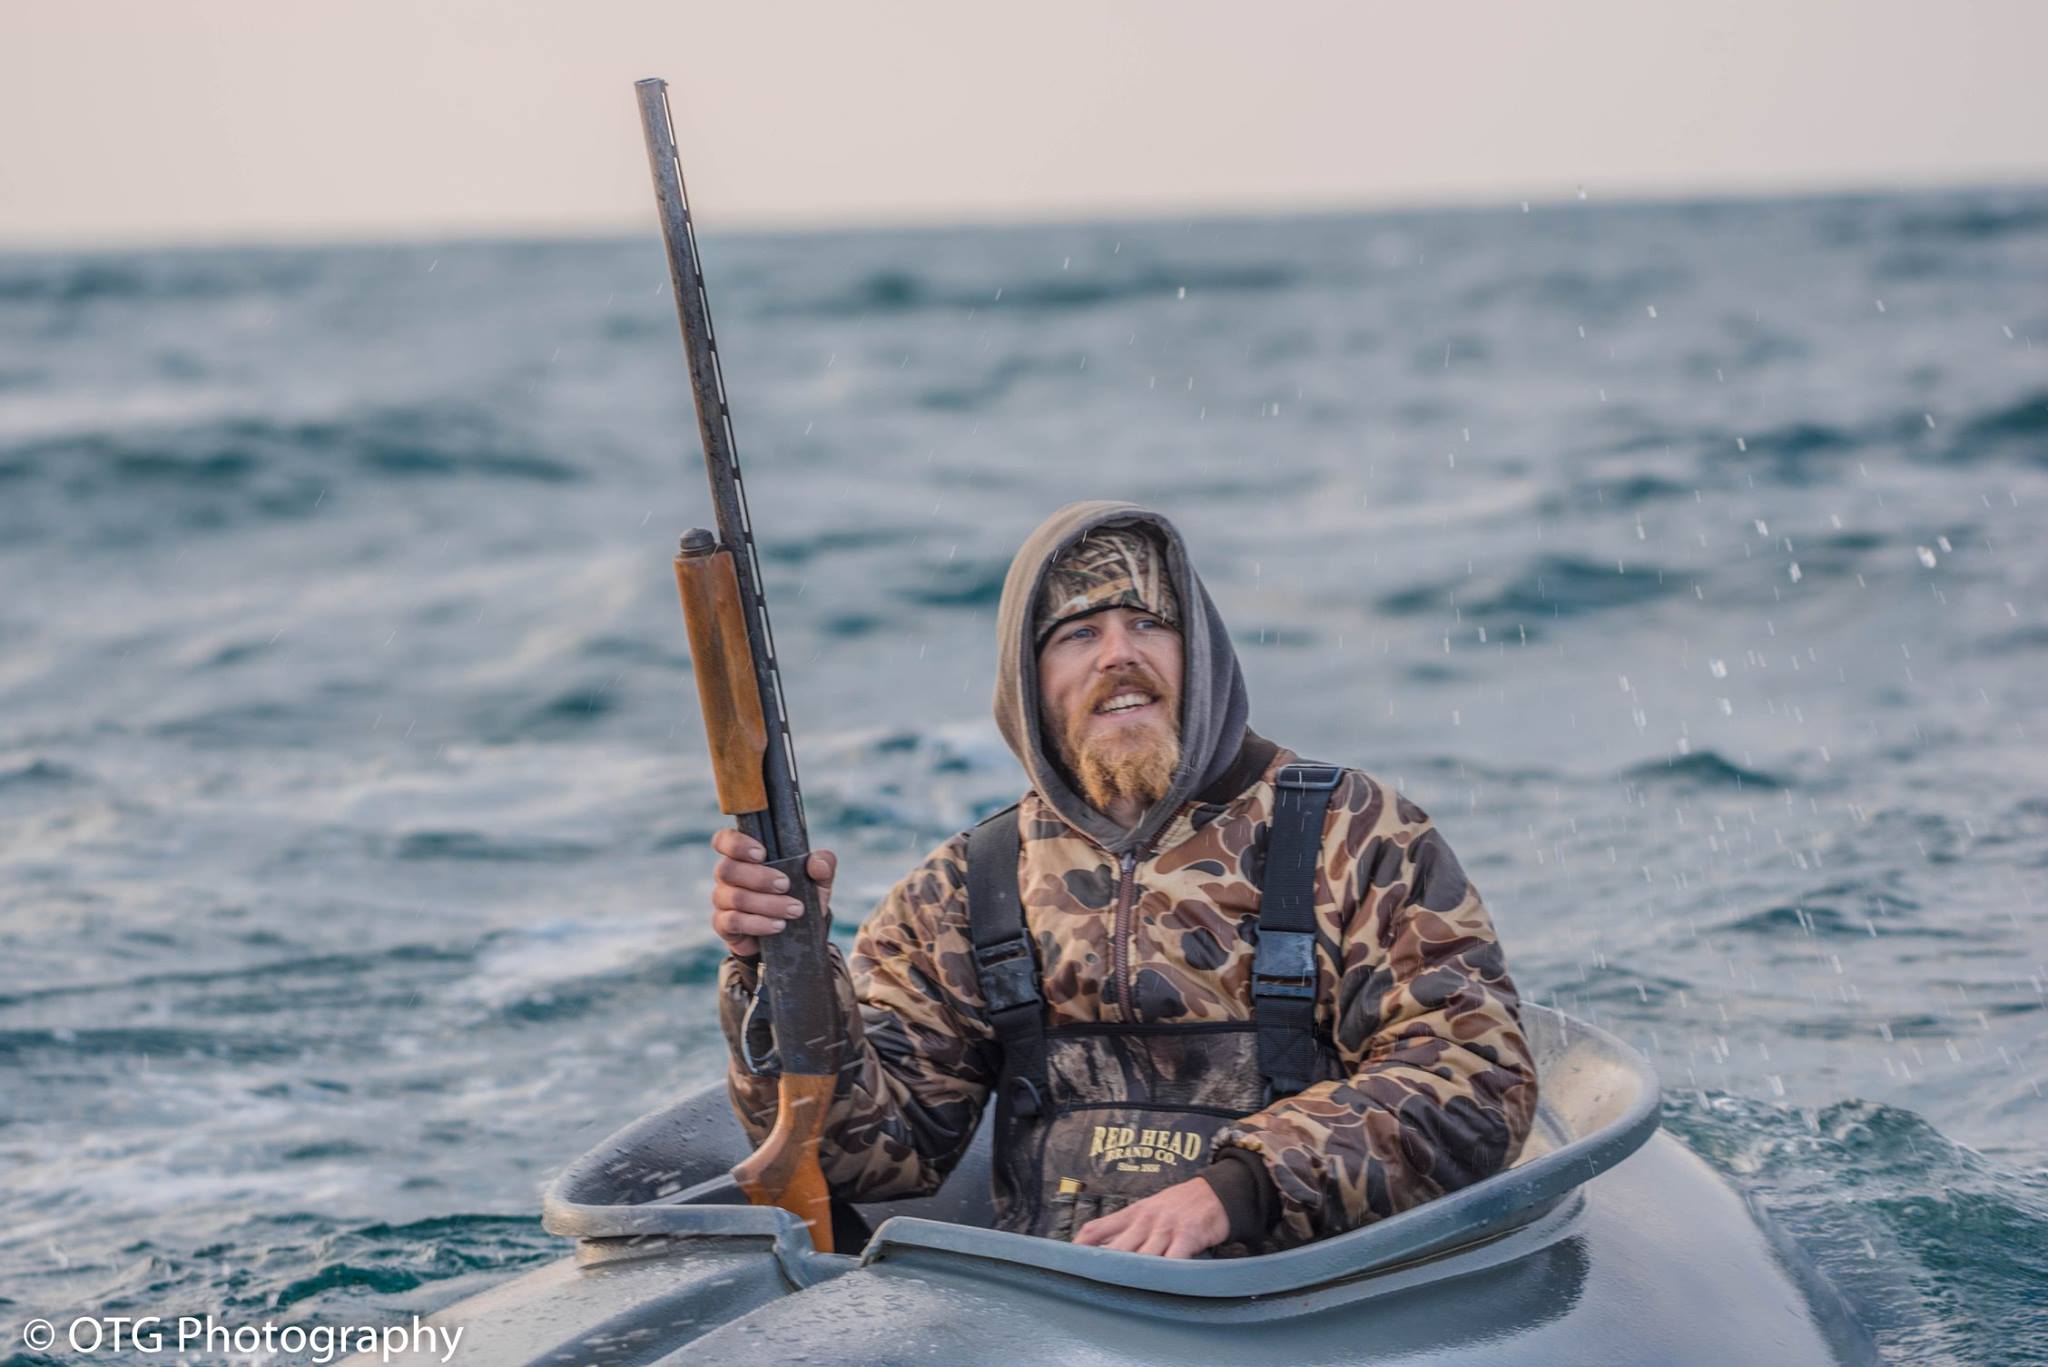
3, 168, 2045, 258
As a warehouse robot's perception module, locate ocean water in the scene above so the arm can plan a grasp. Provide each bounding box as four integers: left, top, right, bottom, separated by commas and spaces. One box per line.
2, 187, 2045, 1363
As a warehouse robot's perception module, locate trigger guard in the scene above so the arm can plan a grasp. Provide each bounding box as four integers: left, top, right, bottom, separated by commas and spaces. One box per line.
739, 981, 781, 1075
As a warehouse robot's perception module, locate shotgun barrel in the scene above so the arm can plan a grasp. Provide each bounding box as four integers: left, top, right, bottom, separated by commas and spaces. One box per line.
635, 76, 841, 1251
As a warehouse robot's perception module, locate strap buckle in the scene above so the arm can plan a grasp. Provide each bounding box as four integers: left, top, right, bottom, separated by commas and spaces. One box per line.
1004, 1074, 1045, 1120
1277, 763, 1344, 792
973, 935, 1042, 1016
1251, 928, 1317, 1000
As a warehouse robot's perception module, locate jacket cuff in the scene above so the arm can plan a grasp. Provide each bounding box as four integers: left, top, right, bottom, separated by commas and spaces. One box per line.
1198, 1147, 1278, 1245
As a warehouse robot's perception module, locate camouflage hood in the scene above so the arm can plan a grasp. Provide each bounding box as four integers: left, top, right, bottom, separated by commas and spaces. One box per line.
992, 501, 1250, 855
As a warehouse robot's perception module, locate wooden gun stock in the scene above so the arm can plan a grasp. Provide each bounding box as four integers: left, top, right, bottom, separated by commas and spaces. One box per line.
728, 1072, 835, 1248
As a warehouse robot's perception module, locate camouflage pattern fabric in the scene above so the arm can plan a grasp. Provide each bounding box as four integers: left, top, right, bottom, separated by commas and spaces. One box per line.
1032, 525, 1181, 644
718, 746, 1539, 1251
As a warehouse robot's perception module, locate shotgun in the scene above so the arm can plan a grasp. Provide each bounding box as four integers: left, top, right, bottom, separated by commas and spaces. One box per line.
634, 77, 842, 1253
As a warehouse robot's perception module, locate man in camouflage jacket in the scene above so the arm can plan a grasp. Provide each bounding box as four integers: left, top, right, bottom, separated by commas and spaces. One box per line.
708, 501, 1537, 1257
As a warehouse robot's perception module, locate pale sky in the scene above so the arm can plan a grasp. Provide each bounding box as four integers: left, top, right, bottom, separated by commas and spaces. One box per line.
4, 0, 2046, 248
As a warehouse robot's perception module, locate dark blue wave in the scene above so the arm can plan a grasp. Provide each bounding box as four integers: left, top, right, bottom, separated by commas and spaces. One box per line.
0, 403, 581, 545
1665, 1093, 2048, 1364
780, 259, 1299, 319
0, 250, 323, 304
1622, 750, 1787, 789
1377, 553, 1685, 623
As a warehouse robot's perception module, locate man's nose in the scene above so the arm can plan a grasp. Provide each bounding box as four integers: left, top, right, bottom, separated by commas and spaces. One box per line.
1093, 618, 1142, 670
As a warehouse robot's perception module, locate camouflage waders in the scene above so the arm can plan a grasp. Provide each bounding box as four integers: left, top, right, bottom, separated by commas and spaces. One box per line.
971, 764, 1345, 1239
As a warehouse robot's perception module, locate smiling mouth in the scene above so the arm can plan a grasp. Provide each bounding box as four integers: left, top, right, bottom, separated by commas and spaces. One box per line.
1094, 691, 1156, 716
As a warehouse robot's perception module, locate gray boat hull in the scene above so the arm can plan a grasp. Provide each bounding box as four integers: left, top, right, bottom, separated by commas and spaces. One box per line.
354, 1007, 1877, 1365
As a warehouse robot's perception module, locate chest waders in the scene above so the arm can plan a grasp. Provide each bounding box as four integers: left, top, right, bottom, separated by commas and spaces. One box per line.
968, 763, 1347, 1240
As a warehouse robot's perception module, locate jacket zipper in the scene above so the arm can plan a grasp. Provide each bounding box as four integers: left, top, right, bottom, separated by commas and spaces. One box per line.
1113, 848, 1139, 1020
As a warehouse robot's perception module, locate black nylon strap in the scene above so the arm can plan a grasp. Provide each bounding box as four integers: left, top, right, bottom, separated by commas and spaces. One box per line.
965, 763, 1344, 1120
1253, 763, 1344, 1098
967, 804, 1047, 1127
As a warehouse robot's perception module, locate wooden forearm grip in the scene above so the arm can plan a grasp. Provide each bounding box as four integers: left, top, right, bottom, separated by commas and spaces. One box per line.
674, 537, 770, 815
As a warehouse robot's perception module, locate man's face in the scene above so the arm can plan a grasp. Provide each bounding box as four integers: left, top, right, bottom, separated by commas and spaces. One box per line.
1037, 607, 1185, 817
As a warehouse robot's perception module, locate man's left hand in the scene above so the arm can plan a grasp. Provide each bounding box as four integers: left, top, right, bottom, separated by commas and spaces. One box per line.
1071, 1177, 1229, 1258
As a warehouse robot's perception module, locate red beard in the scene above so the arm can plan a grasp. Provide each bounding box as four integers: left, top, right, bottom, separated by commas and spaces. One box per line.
1048, 665, 1182, 817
